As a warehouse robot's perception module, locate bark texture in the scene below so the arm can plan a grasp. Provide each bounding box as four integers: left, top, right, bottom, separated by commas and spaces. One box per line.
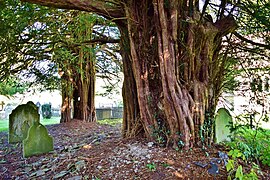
122, 0, 237, 148
118, 26, 141, 137
22, 0, 237, 148
60, 71, 73, 123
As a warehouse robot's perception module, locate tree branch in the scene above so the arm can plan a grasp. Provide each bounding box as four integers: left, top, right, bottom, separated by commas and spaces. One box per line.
214, 16, 238, 36
21, 0, 124, 20
66, 38, 120, 49
233, 32, 270, 50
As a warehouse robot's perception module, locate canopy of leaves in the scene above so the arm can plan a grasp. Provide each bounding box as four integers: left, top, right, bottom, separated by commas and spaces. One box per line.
0, 0, 61, 89
0, 76, 28, 96
200, 0, 269, 98
0, 0, 121, 92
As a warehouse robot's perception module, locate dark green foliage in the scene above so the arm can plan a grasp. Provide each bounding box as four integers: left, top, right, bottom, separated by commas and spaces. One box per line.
150, 118, 169, 147
237, 0, 270, 35
226, 119, 270, 179
226, 150, 259, 180
1, 0, 121, 95
200, 110, 214, 145
0, 0, 61, 90
225, 123, 270, 179
227, 125, 270, 167
0, 76, 27, 96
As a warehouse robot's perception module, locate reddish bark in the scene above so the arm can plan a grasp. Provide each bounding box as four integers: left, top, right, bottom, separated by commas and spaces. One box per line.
21, 0, 237, 148
60, 75, 73, 123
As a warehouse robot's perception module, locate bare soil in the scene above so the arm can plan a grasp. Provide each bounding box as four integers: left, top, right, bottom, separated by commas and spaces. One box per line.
0, 120, 269, 179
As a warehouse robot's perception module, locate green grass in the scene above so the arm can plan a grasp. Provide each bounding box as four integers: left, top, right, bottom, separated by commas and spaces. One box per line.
41, 116, 60, 125
97, 118, 122, 126
0, 116, 60, 132
0, 117, 123, 132
0, 120, 9, 132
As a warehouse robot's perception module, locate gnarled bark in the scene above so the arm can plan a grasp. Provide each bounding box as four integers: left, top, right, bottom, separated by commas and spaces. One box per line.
118, 25, 141, 137
122, 0, 237, 148
21, 0, 237, 148
60, 73, 73, 123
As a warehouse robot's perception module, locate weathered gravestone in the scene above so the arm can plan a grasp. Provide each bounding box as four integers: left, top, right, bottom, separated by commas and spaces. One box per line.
215, 108, 232, 143
9, 101, 40, 143
23, 123, 53, 158
26, 101, 39, 111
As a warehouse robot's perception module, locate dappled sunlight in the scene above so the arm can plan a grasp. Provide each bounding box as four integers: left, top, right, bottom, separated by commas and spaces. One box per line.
82, 144, 92, 149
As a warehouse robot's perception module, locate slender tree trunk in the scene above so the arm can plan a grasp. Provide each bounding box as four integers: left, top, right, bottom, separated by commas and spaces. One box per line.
60, 75, 73, 123
87, 71, 96, 122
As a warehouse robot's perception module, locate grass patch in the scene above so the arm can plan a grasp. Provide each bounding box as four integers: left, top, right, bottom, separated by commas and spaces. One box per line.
41, 116, 60, 125
0, 116, 60, 132
0, 120, 8, 132
97, 118, 122, 126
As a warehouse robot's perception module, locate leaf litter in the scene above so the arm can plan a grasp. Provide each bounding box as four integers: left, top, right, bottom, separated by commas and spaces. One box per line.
0, 119, 269, 179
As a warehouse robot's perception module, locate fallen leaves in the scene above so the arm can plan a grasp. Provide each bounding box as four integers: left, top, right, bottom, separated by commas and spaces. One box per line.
1, 120, 268, 179
174, 171, 184, 178
82, 144, 92, 149
53, 170, 69, 179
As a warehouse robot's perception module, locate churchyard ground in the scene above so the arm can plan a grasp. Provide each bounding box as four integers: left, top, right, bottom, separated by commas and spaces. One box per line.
0, 119, 269, 179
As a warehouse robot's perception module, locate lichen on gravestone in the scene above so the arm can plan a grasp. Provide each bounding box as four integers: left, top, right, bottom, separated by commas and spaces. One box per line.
8, 101, 40, 143
215, 108, 233, 143
26, 101, 39, 111
23, 123, 54, 158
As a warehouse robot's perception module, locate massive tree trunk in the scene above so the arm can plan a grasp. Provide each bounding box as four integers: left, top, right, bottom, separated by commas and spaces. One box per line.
121, 0, 237, 148
61, 55, 96, 123
73, 70, 96, 123
21, 0, 237, 148
75, 15, 97, 122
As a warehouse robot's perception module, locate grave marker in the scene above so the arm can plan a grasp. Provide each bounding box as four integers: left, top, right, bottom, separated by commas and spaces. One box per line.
215, 108, 232, 143
23, 123, 53, 158
8, 101, 40, 143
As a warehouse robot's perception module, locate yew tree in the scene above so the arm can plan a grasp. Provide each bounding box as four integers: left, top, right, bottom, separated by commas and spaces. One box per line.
55, 12, 98, 123
1, 1, 119, 123
55, 12, 121, 123
21, 0, 239, 149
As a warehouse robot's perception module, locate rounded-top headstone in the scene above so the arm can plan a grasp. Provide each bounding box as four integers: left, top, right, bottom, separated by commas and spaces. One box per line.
8, 102, 40, 143
215, 108, 232, 143
23, 123, 54, 158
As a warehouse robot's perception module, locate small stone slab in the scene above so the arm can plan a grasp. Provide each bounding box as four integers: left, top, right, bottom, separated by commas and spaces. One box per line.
9, 101, 40, 143
194, 161, 208, 168
215, 108, 232, 143
208, 162, 219, 175
23, 123, 53, 158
